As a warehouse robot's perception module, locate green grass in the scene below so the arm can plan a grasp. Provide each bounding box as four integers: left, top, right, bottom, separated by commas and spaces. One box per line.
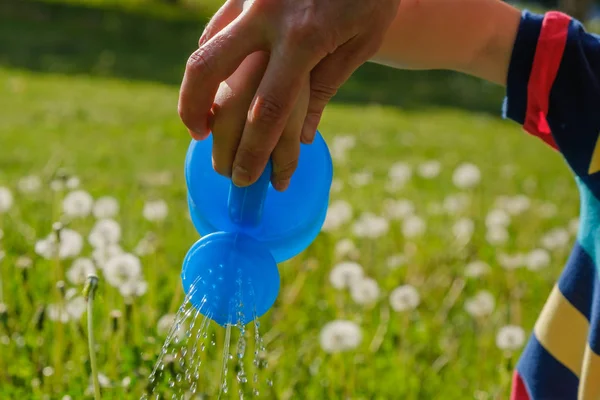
0, 0, 584, 399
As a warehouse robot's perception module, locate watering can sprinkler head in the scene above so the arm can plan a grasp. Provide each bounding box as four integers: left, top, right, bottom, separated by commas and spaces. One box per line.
181, 131, 333, 326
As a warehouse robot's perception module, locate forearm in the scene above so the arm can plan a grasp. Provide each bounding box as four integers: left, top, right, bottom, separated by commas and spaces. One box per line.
371, 0, 522, 85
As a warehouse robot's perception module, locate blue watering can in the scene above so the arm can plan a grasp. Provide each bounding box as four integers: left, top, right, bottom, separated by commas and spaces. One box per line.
181, 131, 333, 326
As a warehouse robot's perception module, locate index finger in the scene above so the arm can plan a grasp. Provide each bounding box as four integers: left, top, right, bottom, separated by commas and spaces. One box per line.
178, 15, 263, 140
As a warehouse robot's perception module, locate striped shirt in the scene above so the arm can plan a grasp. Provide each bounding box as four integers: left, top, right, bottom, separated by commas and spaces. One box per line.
504, 10, 600, 400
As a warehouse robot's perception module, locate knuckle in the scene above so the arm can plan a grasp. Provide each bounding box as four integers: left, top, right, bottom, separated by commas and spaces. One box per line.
252, 95, 285, 125
186, 48, 214, 76
310, 80, 337, 103
236, 146, 270, 178
273, 156, 299, 180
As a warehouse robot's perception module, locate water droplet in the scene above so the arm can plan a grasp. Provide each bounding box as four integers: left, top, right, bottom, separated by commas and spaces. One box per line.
252, 388, 259, 396
211, 340, 216, 346
267, 379, 273, 387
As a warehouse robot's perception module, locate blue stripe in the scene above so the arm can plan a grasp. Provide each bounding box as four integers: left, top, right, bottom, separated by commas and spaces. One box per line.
517, 335, 579, 400
558, 243, 595, 321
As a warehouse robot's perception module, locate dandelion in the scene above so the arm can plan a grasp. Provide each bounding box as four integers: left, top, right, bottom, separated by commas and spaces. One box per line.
142, 199, 168, 222
157, 314, 186, 341
322, 200, 353, 232
499, 195, 531, 215
330, 179, 343, 193
526, 248, 551, 271
352, 212, 389, 238
486, 226, 508, 246
47, 304, 70, 323
0, 187, 13, 213
383, 199, 414, 220
443, 193, 470, 214
485, 209, 510, 228
464, 291, 495, 318
389, 285, 420, 312
17, 175, 41, 194
65, 296, 86, 319
330, 135, 356, 163
92, 244, 123, 269
103, 253, 142, 288
496, 325, 526, 351
497, 252, 524, 270
15, 256, 32, 269
402, 215, 426, 238
388, 162, 412, 186
453, 218, 475, 244
350, 170, 373, 187
119, 280, 148, 298
464, 261, 490, 278
452, 163, 481, 189
417, 160, 441, 179
540, 228, 570, 251
134, 232, 158, 256
334, 239, 359, 260
93, 196, 119, 219
35, 228, 83, 260
350, 277, 380, 305
386, 253, 406, 269
88, 219, 121, 248
319, 320, 362, 353
329, 261, 364, 289
62, 190, 94, 218
67, 258, 96, 285
66, 176, 80, 189
43, 366, 54, 377
538, 202, 558, 218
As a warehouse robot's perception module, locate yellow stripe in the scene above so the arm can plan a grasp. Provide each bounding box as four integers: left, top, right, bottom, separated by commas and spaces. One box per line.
534, 285, 589, 377
589, 135, 600, 175
578, 345, 600, 400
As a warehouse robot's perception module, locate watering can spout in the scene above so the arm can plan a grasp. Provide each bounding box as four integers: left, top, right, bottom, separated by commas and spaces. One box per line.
227, 162, 272, 228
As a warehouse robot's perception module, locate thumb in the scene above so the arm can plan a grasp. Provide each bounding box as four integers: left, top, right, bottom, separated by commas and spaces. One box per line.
198, 0, 243, 48
301, 35, 377, 144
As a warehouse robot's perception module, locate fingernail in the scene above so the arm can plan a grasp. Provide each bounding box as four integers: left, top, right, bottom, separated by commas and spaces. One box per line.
232, 166, 251, 187
274, 178, 290, 191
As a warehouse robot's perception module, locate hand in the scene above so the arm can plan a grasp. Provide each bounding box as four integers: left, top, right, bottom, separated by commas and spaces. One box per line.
178, 0, 401, 189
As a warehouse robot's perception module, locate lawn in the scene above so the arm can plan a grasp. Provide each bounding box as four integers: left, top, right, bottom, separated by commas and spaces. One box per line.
0, 0, 582, 399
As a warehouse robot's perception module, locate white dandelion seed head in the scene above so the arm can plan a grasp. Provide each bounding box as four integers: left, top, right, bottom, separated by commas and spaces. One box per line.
157, 314, 186, 341
386, 253, 406, 269
383, 199, 414, 220
452, 163, 481, 189
496, 325, 526, 351
17, 175, 41, 194
91, 244, 123, 270
47, 304, 70, 323
497, 252, 524, 270
568, 217, 579, 235
66, 176, 80, 189
464, 290, 495, 318
350, 170, 373, 187
486, 226, 509, 246
485, 209, 511, 229
322, 200, 353, 232
62, 190, 94, 218
134, 234, 157, 257
67, 258, 96, 285
540, 228, 570, 251
88, 218, 121, 248
443, 193, 471, 215
402, 215, 426, 238
452, 218, 475, 244
119, 280, 148, 298
329, 261, 364, 290
526, 248, 551, 271
352, 212, 389, 238
389, 284, 420, 312
334, 239, 359, 260
350, 277, 380, 306
330, 135, 356, 163
464, 260, 490, 278
319, 320, 362, 353
0, 187, 14, 213
499, 195, 531, 215
330, 178, 343, 193
388, 162, 412, 186
538, 202, 558, 219
103, 253, 142, 288
65, 296, 86, 320
15, 256, 32, 269
93, 196, 119, 219
49, 179, 64, 192
417, 160, 441, 179
35, 229, 83, 260
142, 199, 168, 222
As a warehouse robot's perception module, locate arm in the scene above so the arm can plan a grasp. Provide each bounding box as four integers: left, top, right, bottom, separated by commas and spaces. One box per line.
372, 0, 522, 85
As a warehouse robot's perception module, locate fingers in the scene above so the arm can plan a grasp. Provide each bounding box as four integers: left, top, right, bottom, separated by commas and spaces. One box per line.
178, 15, 262, 140
198, 0, 243, 48
301, 35, 376, 144
232, 46, 316, 188
211, 52, 269, 177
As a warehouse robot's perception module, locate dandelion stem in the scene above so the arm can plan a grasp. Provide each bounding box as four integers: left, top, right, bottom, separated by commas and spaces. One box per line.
84, 274, 101, 400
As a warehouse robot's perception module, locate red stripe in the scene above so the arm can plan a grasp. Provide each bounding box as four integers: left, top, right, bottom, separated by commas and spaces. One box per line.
523, 11, 571, 150
510, 370, 531, 400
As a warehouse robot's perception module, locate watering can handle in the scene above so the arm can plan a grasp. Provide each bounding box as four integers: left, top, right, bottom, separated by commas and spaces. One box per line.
227, 161, 273, 228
